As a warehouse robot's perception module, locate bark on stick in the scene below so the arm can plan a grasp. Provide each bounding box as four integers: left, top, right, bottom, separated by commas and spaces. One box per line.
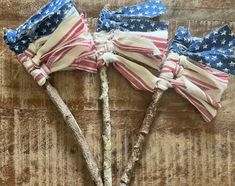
120, 89, 164, 186
44, 82, 103, 186
99, 66, 112, 186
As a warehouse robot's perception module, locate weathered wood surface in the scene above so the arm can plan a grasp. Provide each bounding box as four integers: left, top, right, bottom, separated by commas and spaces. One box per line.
0, 0, 235, 185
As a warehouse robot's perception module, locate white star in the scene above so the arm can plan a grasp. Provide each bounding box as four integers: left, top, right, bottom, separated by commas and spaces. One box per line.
212, 39, 217, 44
221, 39, 226, 45
152, 11, 157, 14
54, 19, 59, 24
144, 5, 149, 9
203, 44, 208, 49
145, 11, 149, 14
206, 62, 211, 66
205, 56, 210, 60
138, 13, 143, 16
216, 61, 223, 67
152, 5, 157, 9
221, 30, 227, 35
181, 30, 185, 34
46, 22, 51, 27
42, 29, 47, 34
195, 46, 200, 50
105, 22, 110, 28
123, 23, 129, 27
228, 41, 233, 47
21, 40, 26, 44
212, 56, 217, 60
230, 61, 235, 67
15, 46, 19, 51
45, 10, 50, 14
224, 68, 229, 72
129, 8, 134, 13
151, 23, 155, 27
229, 32, 234, 37
140, 24, 145, 29
57, 10, 61, 15
130, 25, 135, 29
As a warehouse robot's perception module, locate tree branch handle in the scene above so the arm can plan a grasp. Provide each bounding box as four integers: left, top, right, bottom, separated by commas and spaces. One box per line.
99, 66, 112, 186
43, 82, 103, 186
120, 89, 164, 186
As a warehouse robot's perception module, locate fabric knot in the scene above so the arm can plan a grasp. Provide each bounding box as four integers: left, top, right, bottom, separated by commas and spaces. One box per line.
19, 54, 50, 86
93, 32, 115, 67
156, 53, 185, 90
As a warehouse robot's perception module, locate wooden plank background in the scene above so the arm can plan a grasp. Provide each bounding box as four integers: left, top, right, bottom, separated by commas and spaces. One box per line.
0, 0, 235, 185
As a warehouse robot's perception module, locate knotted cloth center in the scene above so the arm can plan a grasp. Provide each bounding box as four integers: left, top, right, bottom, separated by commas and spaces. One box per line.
93, 31, 115, 67
18, 51, 50, 86
156, 52, 187, 91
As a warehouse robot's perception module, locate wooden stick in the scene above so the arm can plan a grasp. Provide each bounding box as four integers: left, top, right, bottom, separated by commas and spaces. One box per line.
44, 82, 103, 186
99, 66, 112, 186
119, 89, 164, 186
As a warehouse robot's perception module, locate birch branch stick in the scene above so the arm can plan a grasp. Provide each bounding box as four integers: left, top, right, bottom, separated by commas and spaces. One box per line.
119, 89, 164, 186
99, 66, 112, 186
44, 82, 103, 186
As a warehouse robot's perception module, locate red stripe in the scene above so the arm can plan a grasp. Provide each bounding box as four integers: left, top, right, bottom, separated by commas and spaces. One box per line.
184, 75, 217, 90
40, 18, 84, 62
139, 35, 167, 42
113, 62, 154, 92
113, 40, 153, 54
174, 87, 213, 122
25, 49, 35, 57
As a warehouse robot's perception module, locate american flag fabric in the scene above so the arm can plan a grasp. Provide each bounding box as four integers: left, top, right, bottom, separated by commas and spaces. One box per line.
95, 29, 229, 122
171, 25, 235, 74
159, 52, 229, 122
4, 0, 97, 86
96, 0, 168, 32
94, 30, 168, 92
3, 0, 231, 122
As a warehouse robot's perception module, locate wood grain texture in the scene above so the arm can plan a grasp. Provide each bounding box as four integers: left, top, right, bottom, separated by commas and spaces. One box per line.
0, 0, 235, 185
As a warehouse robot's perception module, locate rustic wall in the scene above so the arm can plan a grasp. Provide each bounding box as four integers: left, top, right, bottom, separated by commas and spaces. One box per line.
0, 0, 235, 185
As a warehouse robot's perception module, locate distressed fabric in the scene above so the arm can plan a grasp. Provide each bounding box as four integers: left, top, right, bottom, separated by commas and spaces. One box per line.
96, 28, 230, 122
3, 0, 230, 122
94, 30, 168, 91
96, 1, 168, 32
157, 52, 229, 122
171, 25, 235, 74
96, 31, 229, 121
4, 0, 97, 86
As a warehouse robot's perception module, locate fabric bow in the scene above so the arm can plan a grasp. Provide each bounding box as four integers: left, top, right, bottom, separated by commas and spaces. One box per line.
171, 25, 235, 74
93, 30, 168, 91
4, 0, 231, 122
96, 1, 168, 32
158, 52, 229, 122
94, 29, 230, 122
4, 0, 97, 86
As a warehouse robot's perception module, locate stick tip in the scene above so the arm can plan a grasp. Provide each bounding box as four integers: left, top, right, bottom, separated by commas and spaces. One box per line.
2, 27, 7, 34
